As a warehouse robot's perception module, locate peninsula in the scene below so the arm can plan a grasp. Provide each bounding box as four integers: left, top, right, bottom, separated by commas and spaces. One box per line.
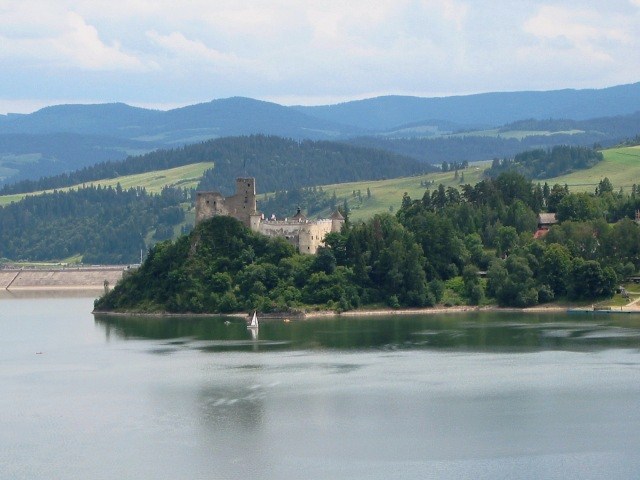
94, 170, 640, 315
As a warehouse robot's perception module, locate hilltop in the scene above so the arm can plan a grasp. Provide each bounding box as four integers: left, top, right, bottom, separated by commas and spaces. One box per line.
294, 83, 640, 130
0, 136, 427, 263
94, 169, 640, 315
1, 83, 638, 186
4, 84, 638, 139
266, 144, 640, 221
0, 135, 428, 197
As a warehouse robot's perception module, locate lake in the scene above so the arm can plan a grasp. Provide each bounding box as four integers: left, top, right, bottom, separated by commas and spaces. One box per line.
2, 293, 640, 479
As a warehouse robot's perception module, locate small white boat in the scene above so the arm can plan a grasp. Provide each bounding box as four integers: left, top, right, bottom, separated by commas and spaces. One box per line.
247, 311, 259, 329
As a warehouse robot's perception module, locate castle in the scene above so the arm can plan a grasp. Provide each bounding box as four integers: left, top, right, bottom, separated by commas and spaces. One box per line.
195, 178, 344, 254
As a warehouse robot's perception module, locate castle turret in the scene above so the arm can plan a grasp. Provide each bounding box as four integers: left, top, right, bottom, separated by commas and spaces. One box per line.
330, 209, 345, 232
291, 207, 307, 223
249, 212, 262, 232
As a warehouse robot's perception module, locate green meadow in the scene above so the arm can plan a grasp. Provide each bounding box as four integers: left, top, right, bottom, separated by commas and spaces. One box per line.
312, 161, 490, 221
0, 162, 214, 207
2, 145, 639, 220
312, 146, 640, 221
446, 129, 585, 140
545, 146, 640, 193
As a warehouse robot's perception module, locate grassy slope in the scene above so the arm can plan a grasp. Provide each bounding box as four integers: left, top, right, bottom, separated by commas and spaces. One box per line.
312, 146, 640, 221
282, 145, 633, 222
545, 146, 640, 193
309, 161, 490, 221
0, 162, 214, 206
446, 129, 585, 140
2, 145, 637, 217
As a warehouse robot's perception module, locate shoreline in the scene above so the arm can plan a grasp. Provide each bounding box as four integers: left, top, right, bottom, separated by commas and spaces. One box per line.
91, 301, 640, 318
304, 305, 574, 318
92, 304, 579, 319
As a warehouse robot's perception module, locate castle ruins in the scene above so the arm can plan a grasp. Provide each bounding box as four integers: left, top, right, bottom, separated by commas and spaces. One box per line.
195, 178, 344, 254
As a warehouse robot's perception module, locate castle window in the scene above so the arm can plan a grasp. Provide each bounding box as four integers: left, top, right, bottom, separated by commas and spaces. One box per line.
206, 200, 210, 204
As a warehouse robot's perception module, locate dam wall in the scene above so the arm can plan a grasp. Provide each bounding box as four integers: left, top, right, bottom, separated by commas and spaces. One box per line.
0, 267, 128, 290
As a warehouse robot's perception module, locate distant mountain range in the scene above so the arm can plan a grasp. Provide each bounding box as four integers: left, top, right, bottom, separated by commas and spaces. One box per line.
1, 82, 639, 185
294, 82, 640, 130
0, 97, 358, 141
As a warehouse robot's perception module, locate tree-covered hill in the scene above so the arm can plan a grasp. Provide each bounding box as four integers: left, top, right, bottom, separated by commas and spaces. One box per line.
1, 135, 429, 196
1, 84, 638, 186
499, 111, 640, 139
94, 171, 640, 314
0, 98, 355, 140
485, 145, 604, 179
0, 185, 189, 264
196, 136, 430, 195
93, 213, 433, 314
294, 83, 640, 130
0, 133, 158, 186
346, 130, 615, 165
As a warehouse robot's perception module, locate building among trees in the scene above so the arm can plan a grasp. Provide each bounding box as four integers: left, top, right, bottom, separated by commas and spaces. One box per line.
196, 177, 344, 254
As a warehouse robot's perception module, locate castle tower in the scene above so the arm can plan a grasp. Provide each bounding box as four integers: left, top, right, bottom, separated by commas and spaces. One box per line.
235, 178, 257, 215
249, 212, 262, 232
195, 177, 259, 228
195, 192, 227, 224
330, 209, 345, 232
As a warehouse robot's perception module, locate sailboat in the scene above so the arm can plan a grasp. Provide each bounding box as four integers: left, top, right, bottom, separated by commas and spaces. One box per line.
247, 311, 259, 330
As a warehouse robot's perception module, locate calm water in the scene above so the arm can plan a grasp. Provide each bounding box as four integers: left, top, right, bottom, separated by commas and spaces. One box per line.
2, 294, 640, 479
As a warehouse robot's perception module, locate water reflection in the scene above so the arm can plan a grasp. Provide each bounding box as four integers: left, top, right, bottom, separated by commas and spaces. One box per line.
0, 289, 101, 299
199, 383, 265, 431
6, 298, 640, 479
93, 311, 640, 352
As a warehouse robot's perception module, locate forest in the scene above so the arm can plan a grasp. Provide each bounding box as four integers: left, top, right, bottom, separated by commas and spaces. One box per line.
0, 185, 189, 264
94, 171, 640, 314
485, 145, 604, 179
1, 135, 427, 196
346, 134, 609, 165
258, 186, 337, 218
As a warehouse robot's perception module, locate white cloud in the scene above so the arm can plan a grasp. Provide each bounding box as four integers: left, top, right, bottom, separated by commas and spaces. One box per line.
0, 8, 150, 71
57, 12, 150, 70
0, 0, 638, 110
516, 4, 640, 88
146, 30, 258, 72
524, 6, 630, 63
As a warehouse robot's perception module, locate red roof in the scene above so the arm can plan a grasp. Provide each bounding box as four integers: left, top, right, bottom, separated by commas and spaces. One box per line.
533, 229, 549, 239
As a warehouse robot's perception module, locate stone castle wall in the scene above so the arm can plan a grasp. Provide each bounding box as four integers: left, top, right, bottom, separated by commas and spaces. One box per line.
259, 219, 334, 255
195, 178, 257, 228
195, 178, 343, 254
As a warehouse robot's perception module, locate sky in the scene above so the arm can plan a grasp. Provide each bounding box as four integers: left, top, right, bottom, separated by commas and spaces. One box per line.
1, 0, 639, 114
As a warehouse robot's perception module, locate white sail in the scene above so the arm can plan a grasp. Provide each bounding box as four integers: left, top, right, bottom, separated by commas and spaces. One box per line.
247, 311, 259, 329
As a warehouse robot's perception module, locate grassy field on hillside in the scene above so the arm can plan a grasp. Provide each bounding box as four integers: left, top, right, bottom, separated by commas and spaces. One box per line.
545, 146, 640, 193
447, 129, 585, 140
310, 146, 640, 221
0, 162, 214, 207
311, 161, 490, 221
2, 145, 637, 219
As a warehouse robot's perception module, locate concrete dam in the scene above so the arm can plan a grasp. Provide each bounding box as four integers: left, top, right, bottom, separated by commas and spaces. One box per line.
0, 266, 128, 291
